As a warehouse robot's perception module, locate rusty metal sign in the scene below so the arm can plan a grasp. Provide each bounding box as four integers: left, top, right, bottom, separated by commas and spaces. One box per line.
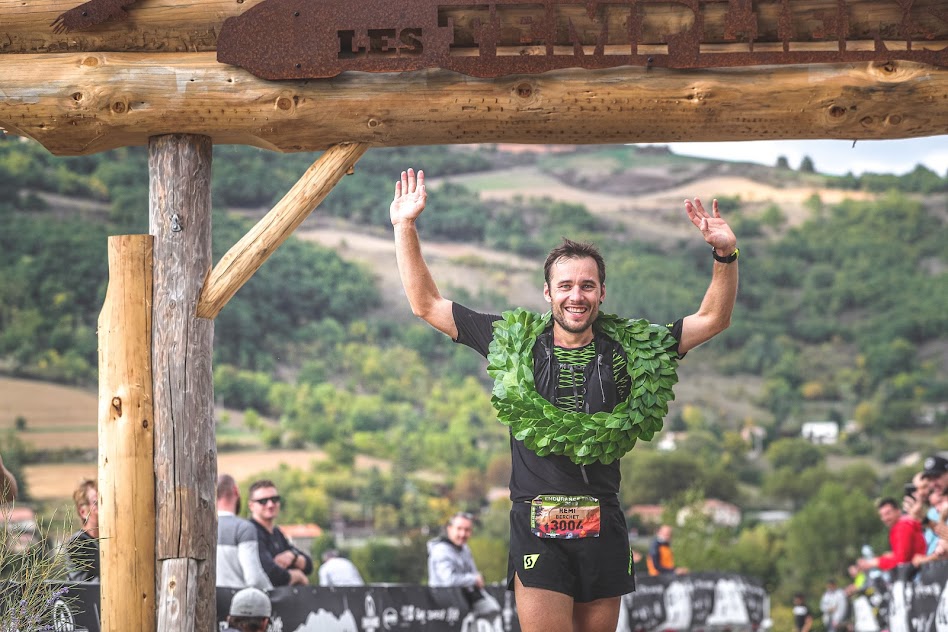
51, 0, 140, 33
217, 0, 948, 80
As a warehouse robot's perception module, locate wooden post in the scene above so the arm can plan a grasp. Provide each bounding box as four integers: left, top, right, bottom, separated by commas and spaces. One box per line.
149, 134, 216, 632
196, 141, 368, 319
98, 235, 157, 632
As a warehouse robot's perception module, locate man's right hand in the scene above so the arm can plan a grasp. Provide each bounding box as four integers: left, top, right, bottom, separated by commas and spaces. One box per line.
390, 169, 427, 227
288, 569, 309, 585
274, 550, 296, 569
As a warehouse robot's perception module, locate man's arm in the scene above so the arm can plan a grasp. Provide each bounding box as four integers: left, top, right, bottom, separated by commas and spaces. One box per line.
236, 521, 274, 590
254, 526, 292, 586
391, 169, 458, 339
678, 198, 739, 355
0, 453, 18, 502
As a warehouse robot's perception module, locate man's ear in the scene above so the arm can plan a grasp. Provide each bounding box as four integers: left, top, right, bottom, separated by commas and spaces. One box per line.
543, 283, 552, 303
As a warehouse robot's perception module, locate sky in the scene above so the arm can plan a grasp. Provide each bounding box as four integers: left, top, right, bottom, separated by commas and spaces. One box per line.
655, 136, 948, 177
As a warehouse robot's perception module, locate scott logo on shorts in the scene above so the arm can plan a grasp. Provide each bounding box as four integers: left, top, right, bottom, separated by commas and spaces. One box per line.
523, 554, 539, 570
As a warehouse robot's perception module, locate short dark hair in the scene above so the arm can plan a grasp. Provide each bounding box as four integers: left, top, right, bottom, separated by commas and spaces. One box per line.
447, 511, 476, 527
877, 497, 899, 511
543, 239, 605, 287
217, 474, 237, 500
227, 616, 268, 632
248, 479, 277, 498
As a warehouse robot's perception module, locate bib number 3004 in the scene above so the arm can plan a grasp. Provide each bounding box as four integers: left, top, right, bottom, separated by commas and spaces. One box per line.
531, 495, 601, 539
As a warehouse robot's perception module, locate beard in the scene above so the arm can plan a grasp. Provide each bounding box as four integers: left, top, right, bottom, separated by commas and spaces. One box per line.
551, 301, 600, 335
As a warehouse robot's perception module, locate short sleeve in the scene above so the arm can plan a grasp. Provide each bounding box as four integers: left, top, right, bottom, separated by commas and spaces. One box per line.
453, 302, 502, 358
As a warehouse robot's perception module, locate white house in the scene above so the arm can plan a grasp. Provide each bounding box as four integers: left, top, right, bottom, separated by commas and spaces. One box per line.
801, 421, 839, 445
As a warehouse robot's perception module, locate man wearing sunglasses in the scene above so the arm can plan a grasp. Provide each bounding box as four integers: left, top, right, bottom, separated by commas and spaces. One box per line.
248, 479, 312, 586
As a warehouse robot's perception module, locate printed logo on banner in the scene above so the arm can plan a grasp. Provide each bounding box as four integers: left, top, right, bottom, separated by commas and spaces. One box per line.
660, 581, 694, 630
523, 554, 539, 570
382, 607, 399, 629
362, 595, 381, 632
936, 581, 948, 632
889, 581, 910, 632
706, 578, 750, 626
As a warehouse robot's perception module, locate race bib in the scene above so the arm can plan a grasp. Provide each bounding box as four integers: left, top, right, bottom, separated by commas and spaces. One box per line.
530, 495, 601, 539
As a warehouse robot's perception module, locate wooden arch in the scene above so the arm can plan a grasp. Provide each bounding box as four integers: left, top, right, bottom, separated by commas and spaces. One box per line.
1, 1, 947, 631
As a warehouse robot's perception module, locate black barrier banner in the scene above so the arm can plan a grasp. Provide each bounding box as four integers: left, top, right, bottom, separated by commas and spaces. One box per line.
16, 563, 948, 632
619, 573, 770, 632
216, 584, 514, 632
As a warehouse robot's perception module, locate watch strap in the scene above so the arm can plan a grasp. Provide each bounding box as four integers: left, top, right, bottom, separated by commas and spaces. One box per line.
712, 246, 739, 264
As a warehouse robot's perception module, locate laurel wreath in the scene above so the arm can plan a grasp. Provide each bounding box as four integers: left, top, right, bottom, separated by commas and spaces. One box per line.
485, 308, 680, 465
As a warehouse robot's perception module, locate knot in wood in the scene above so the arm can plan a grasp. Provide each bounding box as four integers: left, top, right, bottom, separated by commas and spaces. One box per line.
516, 83, 534, 99
111, 101, 127, 114
276, 96, 293, 111
829, 105, 846, 118
111, 397, 122, 414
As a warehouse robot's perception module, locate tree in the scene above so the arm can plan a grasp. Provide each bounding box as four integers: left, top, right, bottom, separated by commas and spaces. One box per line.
779, 482, 878, 595
765, 438, 823, 471
775, 156, 790, 169
799, 156, 816, 173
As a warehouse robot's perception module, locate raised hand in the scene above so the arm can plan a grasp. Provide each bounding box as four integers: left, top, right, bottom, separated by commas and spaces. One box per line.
390, 168, 427, 227
684, 197, 737, 255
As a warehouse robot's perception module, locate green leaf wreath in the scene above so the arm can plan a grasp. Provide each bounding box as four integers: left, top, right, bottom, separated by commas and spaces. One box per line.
486, 308, 679, 465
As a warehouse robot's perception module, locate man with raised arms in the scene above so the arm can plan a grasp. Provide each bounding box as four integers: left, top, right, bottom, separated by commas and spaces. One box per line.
390, 168, 738, 632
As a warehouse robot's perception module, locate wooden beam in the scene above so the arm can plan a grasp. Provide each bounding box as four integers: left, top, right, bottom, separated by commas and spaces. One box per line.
1, 53, 946, 156
150, 134, 215, 632
98, 234, 156, 632
196, 142, 368, 319
2, 0, 947, 54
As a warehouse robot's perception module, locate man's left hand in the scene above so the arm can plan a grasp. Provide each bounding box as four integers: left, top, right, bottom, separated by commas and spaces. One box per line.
685, 198, 737, 256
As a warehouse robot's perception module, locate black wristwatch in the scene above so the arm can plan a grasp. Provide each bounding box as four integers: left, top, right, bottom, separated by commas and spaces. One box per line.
712, 246, 740, 264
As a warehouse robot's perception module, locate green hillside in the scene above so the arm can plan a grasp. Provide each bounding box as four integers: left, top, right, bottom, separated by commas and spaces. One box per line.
1, 136, 947, 597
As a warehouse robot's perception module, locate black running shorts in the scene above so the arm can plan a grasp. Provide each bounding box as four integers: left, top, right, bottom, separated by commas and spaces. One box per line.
506, 499, 636, 603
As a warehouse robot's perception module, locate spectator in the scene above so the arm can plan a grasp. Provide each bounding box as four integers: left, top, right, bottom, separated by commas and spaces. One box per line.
914, 482, 948, 565
222, 586, 271, 632
921, 455, 948, 491
921, 456, 948, 545
216, 474, 272, 590
857, 497, 926, 572
65, 478, 100, 582
428, 511, 501, 617
318, 549, 365, 587
0, 452, 17, 502
247, 479, 312, 586
819, 578, 847, 632
646, 525, 687, 576
792, 593, 814, 632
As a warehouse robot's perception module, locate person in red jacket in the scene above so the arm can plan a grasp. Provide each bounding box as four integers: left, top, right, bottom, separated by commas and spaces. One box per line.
857, 497, 926, 572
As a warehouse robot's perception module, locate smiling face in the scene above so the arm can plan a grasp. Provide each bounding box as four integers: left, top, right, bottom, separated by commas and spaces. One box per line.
446, 515, 474, 547
878, 503, 901, 529
249, 485, 281, 526
544, 256, 605, 344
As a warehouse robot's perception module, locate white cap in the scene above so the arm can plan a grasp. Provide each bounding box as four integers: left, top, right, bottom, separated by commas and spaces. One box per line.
228, 587, 271, 618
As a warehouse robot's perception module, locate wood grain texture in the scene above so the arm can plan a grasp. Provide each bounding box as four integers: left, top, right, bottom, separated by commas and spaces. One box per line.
196, 141, 368, 319
149, 134, 216, 632
156, 558, 200, 632
97, 234, 156, 632
0, 53, 946, 155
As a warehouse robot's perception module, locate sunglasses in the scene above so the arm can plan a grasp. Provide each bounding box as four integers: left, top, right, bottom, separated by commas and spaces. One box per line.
251, 495, 282, 505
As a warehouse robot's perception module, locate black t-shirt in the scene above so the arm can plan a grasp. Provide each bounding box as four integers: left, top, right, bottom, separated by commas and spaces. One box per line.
452, 302, 682, 502
793, 603, 812, 631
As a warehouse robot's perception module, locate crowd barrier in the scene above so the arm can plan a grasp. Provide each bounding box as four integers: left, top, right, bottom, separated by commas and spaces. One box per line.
4, 572, 770, 631
852, 560, 948, 632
